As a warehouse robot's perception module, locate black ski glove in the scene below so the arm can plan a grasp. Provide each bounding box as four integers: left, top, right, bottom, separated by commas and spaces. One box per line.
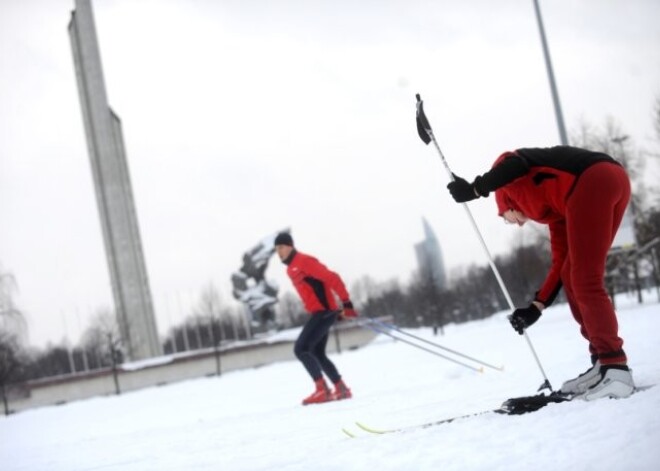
447, 174, 479, 202
509, 304, 542, 335
341, 300, 358, 319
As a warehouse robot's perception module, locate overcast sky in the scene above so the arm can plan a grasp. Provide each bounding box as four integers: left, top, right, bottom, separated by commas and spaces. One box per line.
1, 0, 659, 348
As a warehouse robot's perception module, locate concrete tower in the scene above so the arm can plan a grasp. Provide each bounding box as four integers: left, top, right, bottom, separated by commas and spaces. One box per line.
69, 0, 161, 360
414, 218, 447, 290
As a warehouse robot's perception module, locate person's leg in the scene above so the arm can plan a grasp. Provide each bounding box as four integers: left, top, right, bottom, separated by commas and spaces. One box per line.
294, 311, 342, 404
312, 330, 341, 384
565, 162, 630, 365
310, 317, 353, 399
294, 311, 338, 379
559, 259, 602, 394
561, 260, 598, 363
294, 314, 326, 381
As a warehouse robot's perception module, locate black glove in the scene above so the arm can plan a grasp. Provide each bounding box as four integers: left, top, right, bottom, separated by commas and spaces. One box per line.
341, 300, 358, 319
508, 304, 542, 335
447, 174, 478, 202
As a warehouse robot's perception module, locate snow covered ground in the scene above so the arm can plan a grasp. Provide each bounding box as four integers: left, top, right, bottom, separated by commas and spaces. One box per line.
2, 293, 659, 471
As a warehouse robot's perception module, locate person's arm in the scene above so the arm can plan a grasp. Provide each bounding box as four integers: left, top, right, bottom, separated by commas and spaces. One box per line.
448, 153, 529, 202
472, 153, 529, 197
508, 220, 566, 334
534, 220, 568, 307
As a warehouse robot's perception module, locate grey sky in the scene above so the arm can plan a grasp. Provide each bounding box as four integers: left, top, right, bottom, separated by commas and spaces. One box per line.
1, 0, 659, 347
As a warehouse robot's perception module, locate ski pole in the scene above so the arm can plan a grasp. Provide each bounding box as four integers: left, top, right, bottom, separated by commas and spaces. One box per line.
415, 93, 552, 392
365, 317, 503, 371
360, 320, 484, 373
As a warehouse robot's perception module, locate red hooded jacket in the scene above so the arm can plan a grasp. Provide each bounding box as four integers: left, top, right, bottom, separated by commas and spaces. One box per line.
284, 250, 350, 314
473, 146, 621, 306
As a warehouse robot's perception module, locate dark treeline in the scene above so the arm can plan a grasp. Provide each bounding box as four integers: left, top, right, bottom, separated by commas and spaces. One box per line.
7, 308, 253, 384
356, 209, 660, 331
356, 236, 553, 329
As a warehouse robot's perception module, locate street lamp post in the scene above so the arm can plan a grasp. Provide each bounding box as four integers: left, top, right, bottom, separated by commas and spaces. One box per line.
532, 0, 569, 145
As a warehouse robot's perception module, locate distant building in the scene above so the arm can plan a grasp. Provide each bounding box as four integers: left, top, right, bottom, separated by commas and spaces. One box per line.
414, 218, 447, 290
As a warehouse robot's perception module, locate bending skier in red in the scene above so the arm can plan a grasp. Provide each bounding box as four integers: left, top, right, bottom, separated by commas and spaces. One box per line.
447, 146, 634, 400
274, 232, 357, 405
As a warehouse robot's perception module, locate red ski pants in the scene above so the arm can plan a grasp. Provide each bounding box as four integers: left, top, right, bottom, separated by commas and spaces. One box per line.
561, 162, 631, 364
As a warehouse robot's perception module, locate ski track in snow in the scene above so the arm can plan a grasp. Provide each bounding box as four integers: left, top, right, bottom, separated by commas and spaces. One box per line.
2, 294, 659, 470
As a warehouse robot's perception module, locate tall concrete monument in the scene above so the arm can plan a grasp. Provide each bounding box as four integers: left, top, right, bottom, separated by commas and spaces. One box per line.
69, 0, 161, 360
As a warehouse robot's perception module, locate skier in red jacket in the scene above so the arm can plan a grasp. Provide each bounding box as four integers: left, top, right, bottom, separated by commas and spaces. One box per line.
274, 232, 357, 405
447, 146, 634, 400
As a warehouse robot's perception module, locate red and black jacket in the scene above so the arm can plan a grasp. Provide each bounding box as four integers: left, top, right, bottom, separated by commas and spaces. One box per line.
284, 250, 350, 314
473, 146, 620, 306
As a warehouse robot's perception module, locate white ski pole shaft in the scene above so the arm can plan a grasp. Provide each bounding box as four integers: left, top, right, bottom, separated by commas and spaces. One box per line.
432, 130, 551, 389
366, 317, 503, 371
360, 321, 484, 372
416, 94, 552, 390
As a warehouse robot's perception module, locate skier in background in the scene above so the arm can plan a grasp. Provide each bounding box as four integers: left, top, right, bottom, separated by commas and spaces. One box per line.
446, 145, 635, 400
274, 232, 357, 405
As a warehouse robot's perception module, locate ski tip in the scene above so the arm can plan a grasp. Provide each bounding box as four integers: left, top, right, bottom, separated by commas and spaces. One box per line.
342, 428, 356, 438
478, 366, 485, 374
355, 421, 389, 434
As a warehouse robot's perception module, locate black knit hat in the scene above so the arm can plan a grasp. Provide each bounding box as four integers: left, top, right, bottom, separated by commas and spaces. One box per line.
274, 232, 293, 247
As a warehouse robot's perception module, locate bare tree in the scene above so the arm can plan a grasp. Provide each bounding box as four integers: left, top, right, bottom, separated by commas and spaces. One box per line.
0, 269, 27, 342
350, 275, 382, 307
192, 283, 224, 348
276, 291, 305, 328
80, 308, 122, 368
0, 332, 22, 415
0, 267, 26, 414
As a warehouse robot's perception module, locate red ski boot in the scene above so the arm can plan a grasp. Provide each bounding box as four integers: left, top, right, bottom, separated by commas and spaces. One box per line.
302, 378, 332, 405
331, 379, 352, 401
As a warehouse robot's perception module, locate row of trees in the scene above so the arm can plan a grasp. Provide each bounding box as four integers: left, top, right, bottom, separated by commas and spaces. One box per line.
0, 280, 306, 390
351, 236, 553, 329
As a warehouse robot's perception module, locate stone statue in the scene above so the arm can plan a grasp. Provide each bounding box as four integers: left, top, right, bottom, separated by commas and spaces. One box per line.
231, 229, 289, 328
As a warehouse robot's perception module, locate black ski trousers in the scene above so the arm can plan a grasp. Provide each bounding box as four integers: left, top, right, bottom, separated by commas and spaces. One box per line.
294, 310, 341, 384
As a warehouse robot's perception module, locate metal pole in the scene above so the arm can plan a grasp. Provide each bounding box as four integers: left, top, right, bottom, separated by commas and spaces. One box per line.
653, 247, 660, 302
209, 314, 221, 376
108, 333, 120, 395
61, 311, 76, 374
532, 0, 569, 145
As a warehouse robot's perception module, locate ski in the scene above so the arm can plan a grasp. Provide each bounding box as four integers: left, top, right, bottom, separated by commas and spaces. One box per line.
353, 409, 502, 435
342, 393, 565, 437
342, 385, 654, 437
341, 409, 503, 437
341, 428, 357, 438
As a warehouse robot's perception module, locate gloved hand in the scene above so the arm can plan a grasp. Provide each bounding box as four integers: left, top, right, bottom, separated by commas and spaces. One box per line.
447, 174, 479, 202
341, 300, 358, 319
508, 304, 542, 335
